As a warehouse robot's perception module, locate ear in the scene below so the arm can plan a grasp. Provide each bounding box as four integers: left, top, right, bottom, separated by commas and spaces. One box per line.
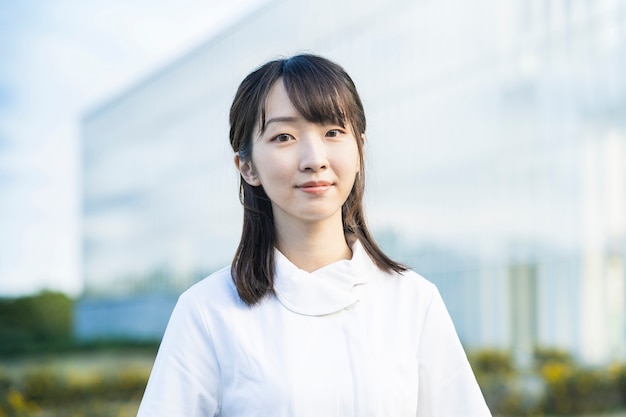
234, 152, 261, 186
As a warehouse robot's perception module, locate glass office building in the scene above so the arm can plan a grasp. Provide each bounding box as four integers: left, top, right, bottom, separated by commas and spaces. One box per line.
77, 0, 626, 365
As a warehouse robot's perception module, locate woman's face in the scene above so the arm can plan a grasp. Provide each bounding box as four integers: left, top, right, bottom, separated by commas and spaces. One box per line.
236, 79, 360, 232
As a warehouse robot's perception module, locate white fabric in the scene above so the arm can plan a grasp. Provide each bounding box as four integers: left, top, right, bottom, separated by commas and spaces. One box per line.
137, 241, 492, 417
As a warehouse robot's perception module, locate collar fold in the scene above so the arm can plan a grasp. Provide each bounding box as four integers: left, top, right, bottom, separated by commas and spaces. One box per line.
273, 241, 373, 316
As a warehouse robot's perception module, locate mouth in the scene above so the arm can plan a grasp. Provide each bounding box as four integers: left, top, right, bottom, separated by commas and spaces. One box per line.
297, 181, 333, 194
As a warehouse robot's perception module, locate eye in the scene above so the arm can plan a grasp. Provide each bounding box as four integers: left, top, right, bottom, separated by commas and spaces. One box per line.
271, 133, 294, 143
326, 129, 344, 138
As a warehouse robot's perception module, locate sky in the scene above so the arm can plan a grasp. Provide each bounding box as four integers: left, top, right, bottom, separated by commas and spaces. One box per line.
0, 0, 263, 297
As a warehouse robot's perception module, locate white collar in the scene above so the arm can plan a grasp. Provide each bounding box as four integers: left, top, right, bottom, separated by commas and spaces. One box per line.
272, 240, 374, 316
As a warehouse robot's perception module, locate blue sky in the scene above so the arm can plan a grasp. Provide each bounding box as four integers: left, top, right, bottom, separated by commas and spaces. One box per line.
0, 0, 262, 296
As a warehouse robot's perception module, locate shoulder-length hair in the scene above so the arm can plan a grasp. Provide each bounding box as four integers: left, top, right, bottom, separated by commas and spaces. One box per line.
229, 54, 406, 306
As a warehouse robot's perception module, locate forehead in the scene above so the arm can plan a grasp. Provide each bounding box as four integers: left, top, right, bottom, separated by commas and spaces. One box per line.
264, 79, 298, 118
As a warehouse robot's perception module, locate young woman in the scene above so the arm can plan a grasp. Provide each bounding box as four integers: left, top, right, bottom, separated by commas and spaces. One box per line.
137, 54, 491, 417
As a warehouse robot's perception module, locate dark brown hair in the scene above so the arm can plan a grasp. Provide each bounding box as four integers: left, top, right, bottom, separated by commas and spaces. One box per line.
229, 54, 406, 305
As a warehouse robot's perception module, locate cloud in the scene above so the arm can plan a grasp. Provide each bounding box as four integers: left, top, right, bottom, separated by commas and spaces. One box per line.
0, 84, 10, 109
0, 131, 11, 150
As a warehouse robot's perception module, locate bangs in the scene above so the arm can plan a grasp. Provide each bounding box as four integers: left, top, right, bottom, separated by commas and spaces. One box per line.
283, 69, 350, 129
258, 55, 365, 135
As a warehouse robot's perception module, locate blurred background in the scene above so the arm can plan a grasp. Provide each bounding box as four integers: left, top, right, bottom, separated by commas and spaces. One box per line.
1, 0, 626, 416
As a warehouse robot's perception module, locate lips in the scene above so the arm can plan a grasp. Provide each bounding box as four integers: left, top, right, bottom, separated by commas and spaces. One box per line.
297, 181, 333, 194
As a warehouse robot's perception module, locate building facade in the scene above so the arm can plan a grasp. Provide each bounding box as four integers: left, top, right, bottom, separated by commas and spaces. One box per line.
78, 0, 626, 365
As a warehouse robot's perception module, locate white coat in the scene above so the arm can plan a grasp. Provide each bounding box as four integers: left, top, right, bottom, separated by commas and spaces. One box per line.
137, 241, 492, 417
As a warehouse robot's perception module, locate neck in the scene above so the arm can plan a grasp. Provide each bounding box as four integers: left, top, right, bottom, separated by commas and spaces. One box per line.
275, 216, 352, 272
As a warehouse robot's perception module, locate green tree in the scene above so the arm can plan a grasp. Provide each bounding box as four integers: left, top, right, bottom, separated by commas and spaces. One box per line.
0, 291, 73, 354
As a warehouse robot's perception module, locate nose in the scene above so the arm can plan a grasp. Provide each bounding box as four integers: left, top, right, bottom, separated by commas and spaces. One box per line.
298, 136, 328, 172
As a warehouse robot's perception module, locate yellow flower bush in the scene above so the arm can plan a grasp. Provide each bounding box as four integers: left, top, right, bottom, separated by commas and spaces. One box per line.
540, 361, 573, 384
1, 388, 40, 417
0, 357, 151, 417
468, 348, 626, 416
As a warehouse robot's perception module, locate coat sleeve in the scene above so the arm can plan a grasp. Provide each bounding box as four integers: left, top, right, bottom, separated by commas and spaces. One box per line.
136, 291, 221, 417
416, 286, 492, 417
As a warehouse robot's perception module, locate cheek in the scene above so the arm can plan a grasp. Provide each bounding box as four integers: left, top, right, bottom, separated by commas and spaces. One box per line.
349, 144, 362, 174
252, 151, 291, 184
334, 151, 360, 184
